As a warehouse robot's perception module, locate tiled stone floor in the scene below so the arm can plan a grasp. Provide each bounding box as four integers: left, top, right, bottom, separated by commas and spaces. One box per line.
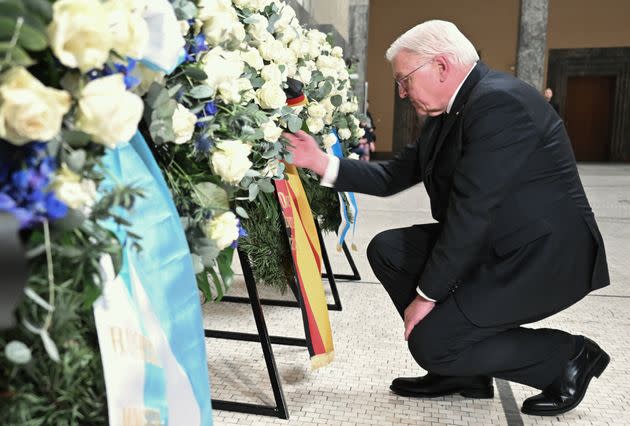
204, 164, 630, 425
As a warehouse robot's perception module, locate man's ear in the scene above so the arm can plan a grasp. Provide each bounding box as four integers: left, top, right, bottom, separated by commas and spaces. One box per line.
435, 55, 449, 82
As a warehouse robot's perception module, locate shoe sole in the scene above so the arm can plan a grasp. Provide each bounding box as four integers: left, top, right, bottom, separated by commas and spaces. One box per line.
521, 351, 610, 417
390, 386, 494, 399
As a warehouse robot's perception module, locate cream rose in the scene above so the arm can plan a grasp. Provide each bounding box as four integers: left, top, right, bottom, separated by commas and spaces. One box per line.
306, 117, 324, 134
198, 0, 243, 46
105, 0, 149, 59
76, 74, 143, 148
203, 47, 244, 97
53, 166, 97, 211
322, 133, 337, 149
48, 0, 113, 72
261, 120, 282, 142
246, 14, 271, 43
0, 67, 71, 145
204, 211, 240, 250
172, 104, 197, 144
211, 139, 253, 185
261, 64, 283, 84
256, 82, 286, 110
338, 128, 352, 140
241, 48, 264, 70
307, 102, 326, 119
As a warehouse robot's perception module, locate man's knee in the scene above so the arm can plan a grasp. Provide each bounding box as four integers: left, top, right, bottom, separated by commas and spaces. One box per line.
366, 231, 392, 270
407, 324, 455, 375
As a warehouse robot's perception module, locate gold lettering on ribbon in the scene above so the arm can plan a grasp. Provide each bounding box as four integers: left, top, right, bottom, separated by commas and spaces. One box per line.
122, 407, 163, 426
109, 326, 160, 365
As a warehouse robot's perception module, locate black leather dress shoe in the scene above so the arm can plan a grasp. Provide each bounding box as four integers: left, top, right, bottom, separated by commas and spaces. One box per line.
521, 337, 610, 416
390, 373, 494, 399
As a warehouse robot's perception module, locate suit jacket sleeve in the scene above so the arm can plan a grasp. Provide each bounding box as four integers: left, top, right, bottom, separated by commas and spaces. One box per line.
419, 90, 540, 301
332, 117, 444, 196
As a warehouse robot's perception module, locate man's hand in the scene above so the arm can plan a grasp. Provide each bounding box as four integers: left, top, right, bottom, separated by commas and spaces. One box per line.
282, 130, 329, 176
403, 295, 436, 341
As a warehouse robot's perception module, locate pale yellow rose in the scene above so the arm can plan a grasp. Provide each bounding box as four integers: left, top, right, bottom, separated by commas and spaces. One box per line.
338, 128, 352, 140
76, 74, 143, 148
306, 117, 324, 134
48, 0, 113, 71
172, 104, 197, 144
0, 67, 71, 145
204, 211, 240, 250
256, 82, 286, 110
322, 133, 337, 150
261, 120, 282, 142
211, 139, 253, 185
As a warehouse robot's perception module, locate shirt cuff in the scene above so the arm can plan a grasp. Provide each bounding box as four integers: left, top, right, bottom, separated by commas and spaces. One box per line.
320, 155, 340, 188
416, 286, 436, 302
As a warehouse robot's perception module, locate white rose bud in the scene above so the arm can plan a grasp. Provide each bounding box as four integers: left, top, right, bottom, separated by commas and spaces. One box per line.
261, 120, 282, 142
256, 82, 286, 110
0, 67, 71, 145
246, 14, 271, 43
76, 74, 143, 148
48, 0, 113, 71
217, 80, 242, 104
306, 117, 324, 134
211, 139, 253, 185
172, 104, 197, 144
204, 211, 240, 250
338, 128, 352, 140
307, 102, 326, 119
297, 66, 312, 83
322, 133, 337, 150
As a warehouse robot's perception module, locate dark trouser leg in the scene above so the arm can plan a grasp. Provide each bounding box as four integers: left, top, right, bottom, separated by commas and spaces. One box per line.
409, 297, 576, 390
366, 223, 441, 317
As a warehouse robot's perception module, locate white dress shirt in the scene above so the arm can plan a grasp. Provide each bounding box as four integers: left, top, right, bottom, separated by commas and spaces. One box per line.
320, 62, 478, 301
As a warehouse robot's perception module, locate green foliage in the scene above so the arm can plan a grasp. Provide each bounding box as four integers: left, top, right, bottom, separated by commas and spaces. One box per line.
239, 192, 294, 292
299, 168, 342, 233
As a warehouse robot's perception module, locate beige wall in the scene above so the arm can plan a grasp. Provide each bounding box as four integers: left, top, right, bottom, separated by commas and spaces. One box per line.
368, 0, 630, 153
310, 0, 350, 43
368, 0, 520, 153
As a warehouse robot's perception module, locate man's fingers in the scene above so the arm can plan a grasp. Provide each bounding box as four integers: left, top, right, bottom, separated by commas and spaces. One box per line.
404, 321, 414, 341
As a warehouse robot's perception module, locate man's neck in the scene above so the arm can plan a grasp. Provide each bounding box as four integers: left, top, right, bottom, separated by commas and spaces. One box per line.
446, 62, 477, 114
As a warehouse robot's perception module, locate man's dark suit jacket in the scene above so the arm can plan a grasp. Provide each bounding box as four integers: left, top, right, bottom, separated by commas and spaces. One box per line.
334, 62, 609, 327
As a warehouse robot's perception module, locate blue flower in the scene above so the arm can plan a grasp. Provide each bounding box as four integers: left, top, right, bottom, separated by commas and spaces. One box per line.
194, 135, 213, 155
204, 102, 217, 116
230, 220, 248, 249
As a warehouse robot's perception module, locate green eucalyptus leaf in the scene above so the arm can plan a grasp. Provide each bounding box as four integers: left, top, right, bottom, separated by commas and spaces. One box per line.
184, 67, 208, 81
217, 248, 235, 290
171, 0, 198, 20
330, 94, 343, 107
235, 206, 249, 219
5, 340, 31, 364
194, 181, 229, 210
62, 130, 91, 148
23, 0, 53, 22
257, 178, 275, 193
196, 271, 213, 302
248, 182, 259, 201
65, 149, 86, 173
189, 85, 213, 99
17, 23, 48, 51
287, 115, 302, 133
0, 41, 34, 66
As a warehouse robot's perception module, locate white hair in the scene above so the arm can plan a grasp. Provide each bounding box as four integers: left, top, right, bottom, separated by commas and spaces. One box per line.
385, 20, 479, 67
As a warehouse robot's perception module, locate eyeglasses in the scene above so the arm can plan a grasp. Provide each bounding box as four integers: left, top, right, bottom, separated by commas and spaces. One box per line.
395, 59, 433, 92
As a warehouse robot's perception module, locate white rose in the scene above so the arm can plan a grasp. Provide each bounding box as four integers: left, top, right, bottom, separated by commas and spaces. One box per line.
203, 47, 244, 96
348, 152, 360, 160
322, 133, 337, 149
256, 82, 286, 110
104, 0, 149, 59
338, 128, 352, 140
307, 102, 326, 119
198, 0, 242, 46
331, 46, 343, 58
211, 139, 253, 185
204, 211, 240, 250
172, 104, 197, 144
217, 80, 242, 104
48, 0, 113, 71
261, 64, 283, 84
53, 166, 97, 211
246, 14, 271, 43
307, 29, 327, 44
273, 4, 296, 33
76, 74, 143, 148
297, 66, 312, 83
233, 0, 270, 11
307, 41, 321, 60
288, 39, 304, 59
0, 67, 71, 145
261, 120, 282, 142
237, 78, 256, 102
354, 127, 365, 138
241, 48, 264, 70
258, 38, 284, 62
306, 117, 324, 134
